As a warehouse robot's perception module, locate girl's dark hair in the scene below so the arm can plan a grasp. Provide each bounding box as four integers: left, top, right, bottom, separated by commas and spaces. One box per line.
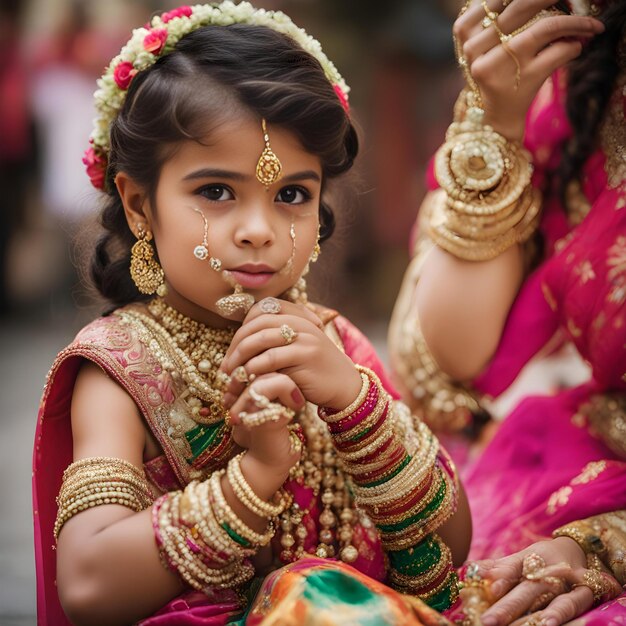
91, 24, 358, 307
557, 2, 626, 206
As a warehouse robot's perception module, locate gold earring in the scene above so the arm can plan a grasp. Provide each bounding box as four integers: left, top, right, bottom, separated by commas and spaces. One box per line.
311, 225, 321, 263
280, 219, 296, 276
256, 119, 283, 190
130, 225, 166, 296
193, 208, 222, 271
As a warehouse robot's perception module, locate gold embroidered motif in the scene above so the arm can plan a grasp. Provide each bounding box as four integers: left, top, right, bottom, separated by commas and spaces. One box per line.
575, 260, 596, 284
571, 460, 607, 485
547, 486, 573, 515
581, 394, 626, 460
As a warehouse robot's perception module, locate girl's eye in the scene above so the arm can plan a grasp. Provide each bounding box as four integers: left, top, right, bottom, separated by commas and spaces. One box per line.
276, 186, 311, 205
198, 185, 234, 202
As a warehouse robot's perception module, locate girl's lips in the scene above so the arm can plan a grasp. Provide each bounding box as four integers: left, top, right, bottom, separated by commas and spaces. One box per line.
228, 270, 275, 288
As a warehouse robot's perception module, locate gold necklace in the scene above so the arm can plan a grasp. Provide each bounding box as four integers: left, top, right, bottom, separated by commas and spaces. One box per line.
126, 298, 235, 424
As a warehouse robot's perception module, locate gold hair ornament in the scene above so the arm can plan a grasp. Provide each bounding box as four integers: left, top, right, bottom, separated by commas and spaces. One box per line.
256, 119, 283, 190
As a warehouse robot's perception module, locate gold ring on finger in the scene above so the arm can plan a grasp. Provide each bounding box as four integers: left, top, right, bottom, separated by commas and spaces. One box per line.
481, 0, 499, 28
232, 365, 250, 384
572, 569, 615, 603
259, 297, 281, 314
280, 324, 297, 345
528, 591, 556, 612
522, 553, 547, 579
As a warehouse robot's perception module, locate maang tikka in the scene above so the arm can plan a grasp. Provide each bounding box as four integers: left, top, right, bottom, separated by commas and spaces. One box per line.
130, 224, 167, 296
256, 119, 283, 190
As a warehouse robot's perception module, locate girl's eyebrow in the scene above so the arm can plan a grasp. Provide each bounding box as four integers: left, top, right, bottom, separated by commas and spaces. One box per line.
183, 168, 247, 182
182, 169, 321, 183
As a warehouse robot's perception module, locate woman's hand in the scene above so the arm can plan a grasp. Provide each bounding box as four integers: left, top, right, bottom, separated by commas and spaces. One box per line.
469, 537, 622, 625
220, 298, 362, 411
454, 0, 604, 140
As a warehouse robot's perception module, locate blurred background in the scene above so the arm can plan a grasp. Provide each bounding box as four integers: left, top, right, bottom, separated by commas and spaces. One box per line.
0, 0, 463, 622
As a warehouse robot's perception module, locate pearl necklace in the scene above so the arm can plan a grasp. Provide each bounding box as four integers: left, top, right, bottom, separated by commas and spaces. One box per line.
127, 298, 235, 424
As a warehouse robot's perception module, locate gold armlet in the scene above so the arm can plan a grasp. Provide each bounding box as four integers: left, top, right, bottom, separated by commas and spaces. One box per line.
430, 107, 541, 262
54, 457, 155, 539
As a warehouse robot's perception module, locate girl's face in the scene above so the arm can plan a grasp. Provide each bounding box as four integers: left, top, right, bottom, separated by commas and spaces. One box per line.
144, 115, 322, 327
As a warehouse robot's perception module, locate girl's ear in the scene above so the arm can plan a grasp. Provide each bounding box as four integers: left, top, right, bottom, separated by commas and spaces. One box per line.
115, 172, 152, 234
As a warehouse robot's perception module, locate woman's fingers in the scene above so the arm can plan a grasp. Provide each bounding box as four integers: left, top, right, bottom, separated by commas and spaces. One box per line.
464, 13, 601, 65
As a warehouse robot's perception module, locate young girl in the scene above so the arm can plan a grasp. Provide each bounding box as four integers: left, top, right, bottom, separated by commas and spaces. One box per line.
32, 3, 471, 625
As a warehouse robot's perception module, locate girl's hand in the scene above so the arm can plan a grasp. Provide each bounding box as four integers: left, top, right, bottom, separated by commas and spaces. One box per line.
470, 537, 622, 626
229, 372, 304, 472
220, 299, 362, 411
454, 0, 605, 140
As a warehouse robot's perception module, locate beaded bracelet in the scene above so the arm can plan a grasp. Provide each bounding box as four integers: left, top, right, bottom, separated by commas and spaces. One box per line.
226, 453, 292, 519
209, 471, 275, 547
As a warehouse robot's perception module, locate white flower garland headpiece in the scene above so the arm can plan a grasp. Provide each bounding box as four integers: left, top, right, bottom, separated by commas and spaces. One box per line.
83, 1, 350, 190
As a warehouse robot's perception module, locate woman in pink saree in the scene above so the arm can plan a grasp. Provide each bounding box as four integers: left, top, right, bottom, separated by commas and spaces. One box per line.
388, 0, 626, 624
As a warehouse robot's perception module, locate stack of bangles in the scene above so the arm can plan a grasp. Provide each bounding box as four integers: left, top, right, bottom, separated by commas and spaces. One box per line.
154, 453, 291, 591
319, 366, 460, 611
428, 103, 542, 262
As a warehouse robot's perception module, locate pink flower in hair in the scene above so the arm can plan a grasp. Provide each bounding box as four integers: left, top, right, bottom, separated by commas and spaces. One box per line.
161, 6, 193, 24
83, 146, 107, 190
143, 28, 168, 55
333, 84, 350, 116
113, 61, 137, 90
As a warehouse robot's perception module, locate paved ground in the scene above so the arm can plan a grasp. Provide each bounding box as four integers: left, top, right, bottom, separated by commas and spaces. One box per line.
0, 304, 89, 624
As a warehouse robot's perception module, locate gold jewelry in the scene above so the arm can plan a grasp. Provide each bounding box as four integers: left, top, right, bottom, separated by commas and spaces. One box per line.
130, 225, 167, 296
280, 324, 297, 345
232, 365, 250, 384
216, 281, 255, 317
249, 386, 271, 409
240, 384, 295, 426
522, 553, 547, 578
192, 207, 222, 270
258, 297, 281, 314
209, 471, 275, 546
256, 118, 283, 190
55, 457, 154, 538
280, 219, 296, 276
572, 569, 614, 603
430, 106, 541, 261
481, 1, 499, 29
311, 224, 321, 263
227, 453, 291, 519
529, 591, 556, 612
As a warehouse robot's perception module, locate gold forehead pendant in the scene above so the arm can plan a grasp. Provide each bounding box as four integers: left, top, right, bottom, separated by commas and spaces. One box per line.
256, 119, 283, 190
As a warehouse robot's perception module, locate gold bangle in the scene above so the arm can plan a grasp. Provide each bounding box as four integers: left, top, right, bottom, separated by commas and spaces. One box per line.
54, 457, 154, 539
227, 453, 291, 519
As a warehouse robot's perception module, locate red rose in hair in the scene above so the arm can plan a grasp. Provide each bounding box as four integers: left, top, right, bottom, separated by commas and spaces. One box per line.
161, 6, 193, 23
333, 84, 350, 116
113, 61, 137, 90
144, 28, 168, 55
83, 146, 107, 190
